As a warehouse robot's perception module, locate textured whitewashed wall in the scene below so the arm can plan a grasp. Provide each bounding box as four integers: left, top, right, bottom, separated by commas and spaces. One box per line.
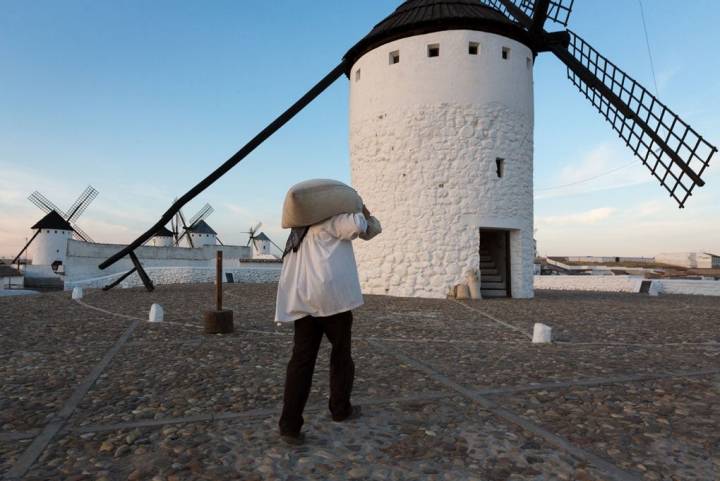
65, 264, 281, 290
349, 30, 534, 299
32, 229, 73, 266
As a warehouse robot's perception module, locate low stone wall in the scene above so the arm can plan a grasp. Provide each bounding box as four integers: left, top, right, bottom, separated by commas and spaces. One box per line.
66, 265, 281, 290
534, 275, 642, 293
534, 275, 720, 297
658, 280, 720, 296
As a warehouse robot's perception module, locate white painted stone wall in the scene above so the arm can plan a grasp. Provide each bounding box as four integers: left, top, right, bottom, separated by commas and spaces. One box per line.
534, 275, 720, 297
65, 264, 281, 290
31, 229, 73, 266
64, 240, 251, 285
350, 30, 534, 299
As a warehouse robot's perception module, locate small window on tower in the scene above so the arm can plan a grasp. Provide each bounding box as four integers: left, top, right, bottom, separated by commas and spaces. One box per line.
469, 42, 479, 55
427, 44, 440, 57
502, 47, 511, 60
526, 57, 532, 69
355, 69, 361, 81
389, 50, 400, 65
496, 158, 505, 178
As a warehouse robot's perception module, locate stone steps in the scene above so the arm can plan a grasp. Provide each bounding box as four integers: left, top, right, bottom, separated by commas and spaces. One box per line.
481, 289, 507, 298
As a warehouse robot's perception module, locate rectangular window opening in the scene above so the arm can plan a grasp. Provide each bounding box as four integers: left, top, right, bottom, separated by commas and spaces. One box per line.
389, 50, 400, 65
469, 42, 479, 55
502, 47, 510, 60
427, 44, 440, 58
526, 57, 532, 69
355, 69, 361, 81
496, 158, 505, 178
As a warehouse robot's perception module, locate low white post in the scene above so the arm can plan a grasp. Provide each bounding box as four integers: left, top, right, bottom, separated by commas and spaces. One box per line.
532, 323, 552, 344
71, 287, 83, 300
149, 303, 164, 323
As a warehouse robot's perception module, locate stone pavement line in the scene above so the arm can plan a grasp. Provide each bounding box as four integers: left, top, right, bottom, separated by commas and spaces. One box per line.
452, 300, 533, 340
68, 391, 453, 435
471, 367, 720, 397
370, 340, 642, 481
5, 318, 141, 480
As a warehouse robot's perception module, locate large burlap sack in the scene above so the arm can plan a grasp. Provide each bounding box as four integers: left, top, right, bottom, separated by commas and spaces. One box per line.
282, 179, 363, 228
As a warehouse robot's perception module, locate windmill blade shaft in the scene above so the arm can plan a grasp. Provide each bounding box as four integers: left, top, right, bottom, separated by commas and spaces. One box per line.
72, 224, 95, 243
98, 61, 347, 270
12, 230, 41, 264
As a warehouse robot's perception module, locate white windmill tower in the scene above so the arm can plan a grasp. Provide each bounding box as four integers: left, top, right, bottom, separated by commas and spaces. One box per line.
13, 186, 98, 271
242, 222, 282, 258
341, 0, 715, 299
173, 203, 220, 248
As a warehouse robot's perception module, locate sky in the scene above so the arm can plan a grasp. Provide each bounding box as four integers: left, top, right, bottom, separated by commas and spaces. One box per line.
1, 0, 718, 258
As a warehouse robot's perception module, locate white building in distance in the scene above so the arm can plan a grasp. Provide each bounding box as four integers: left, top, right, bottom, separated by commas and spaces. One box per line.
151, 226, 175, 247
656, 252, 720, 269
346, 1, 534, 299
185, 220, 218, 248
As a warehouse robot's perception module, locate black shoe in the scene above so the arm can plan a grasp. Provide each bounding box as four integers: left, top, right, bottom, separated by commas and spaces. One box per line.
280, 431, 305, 446
332, 405, 362, 422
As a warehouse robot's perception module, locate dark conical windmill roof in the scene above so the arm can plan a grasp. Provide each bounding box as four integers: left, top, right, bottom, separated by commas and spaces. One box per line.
188, 220, 217, 235
154, 226, 174, 237
344, 0, 532, 68
31, 210, 74, 231
253, 232, 271, 242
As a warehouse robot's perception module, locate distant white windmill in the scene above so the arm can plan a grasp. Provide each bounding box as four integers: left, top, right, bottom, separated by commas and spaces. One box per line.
13, 185, 99, 269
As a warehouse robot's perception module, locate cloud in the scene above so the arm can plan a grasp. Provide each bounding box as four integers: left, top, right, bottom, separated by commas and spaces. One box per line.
538, 207, 616, 226
535, 143, 653, 200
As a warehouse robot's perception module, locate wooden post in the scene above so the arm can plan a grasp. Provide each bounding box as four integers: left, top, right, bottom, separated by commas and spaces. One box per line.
204, 250, 233, 334
216, 250, 223, 311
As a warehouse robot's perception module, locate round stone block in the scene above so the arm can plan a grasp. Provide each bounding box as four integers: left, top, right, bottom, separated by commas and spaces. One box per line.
204, 309, 234, 334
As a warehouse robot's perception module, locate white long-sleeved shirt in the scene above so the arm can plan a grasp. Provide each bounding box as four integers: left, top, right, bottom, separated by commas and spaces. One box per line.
275, 213, 379, 323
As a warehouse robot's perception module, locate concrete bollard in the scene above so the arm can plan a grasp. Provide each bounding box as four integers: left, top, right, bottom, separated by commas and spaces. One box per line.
149, 303, 164, 323
532, 323, 552, 344
71, 287, 83, 300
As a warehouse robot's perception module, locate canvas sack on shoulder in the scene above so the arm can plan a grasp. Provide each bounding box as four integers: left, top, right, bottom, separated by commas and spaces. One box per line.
282, 179, 363, 228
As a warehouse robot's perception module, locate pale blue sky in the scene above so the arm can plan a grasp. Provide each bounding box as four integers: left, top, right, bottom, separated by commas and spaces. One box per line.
1, 0, 718, 257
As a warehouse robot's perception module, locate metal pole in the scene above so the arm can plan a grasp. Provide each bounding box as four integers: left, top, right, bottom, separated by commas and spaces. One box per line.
216, 251, 223, 311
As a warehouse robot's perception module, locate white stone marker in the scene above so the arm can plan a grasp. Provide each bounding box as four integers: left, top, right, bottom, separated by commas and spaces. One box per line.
532, 323, 552, 344
71, 287, 83, 300
149, 303, 164, 323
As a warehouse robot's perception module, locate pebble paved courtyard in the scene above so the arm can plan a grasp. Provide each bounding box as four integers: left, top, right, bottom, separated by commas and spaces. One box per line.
1, 283, 718, 481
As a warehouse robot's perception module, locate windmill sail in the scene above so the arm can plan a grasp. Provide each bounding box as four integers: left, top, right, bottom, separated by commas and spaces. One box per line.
67, 185, 99, 223
187, 203, 214, 228
28, 192, 67, 218
560, 31, 716, 207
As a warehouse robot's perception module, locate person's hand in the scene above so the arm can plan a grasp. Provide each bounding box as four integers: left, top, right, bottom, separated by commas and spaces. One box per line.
362, 204, 371, 218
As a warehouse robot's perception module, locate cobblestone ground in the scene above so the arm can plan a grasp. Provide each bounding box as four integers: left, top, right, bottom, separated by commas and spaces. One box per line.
1, 284, 718, 480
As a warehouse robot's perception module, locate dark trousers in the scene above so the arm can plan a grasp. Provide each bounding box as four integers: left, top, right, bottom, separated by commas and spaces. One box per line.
279, 310, 355, 434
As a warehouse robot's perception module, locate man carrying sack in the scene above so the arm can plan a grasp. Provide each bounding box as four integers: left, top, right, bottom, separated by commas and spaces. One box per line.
275, 179, 382, 445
